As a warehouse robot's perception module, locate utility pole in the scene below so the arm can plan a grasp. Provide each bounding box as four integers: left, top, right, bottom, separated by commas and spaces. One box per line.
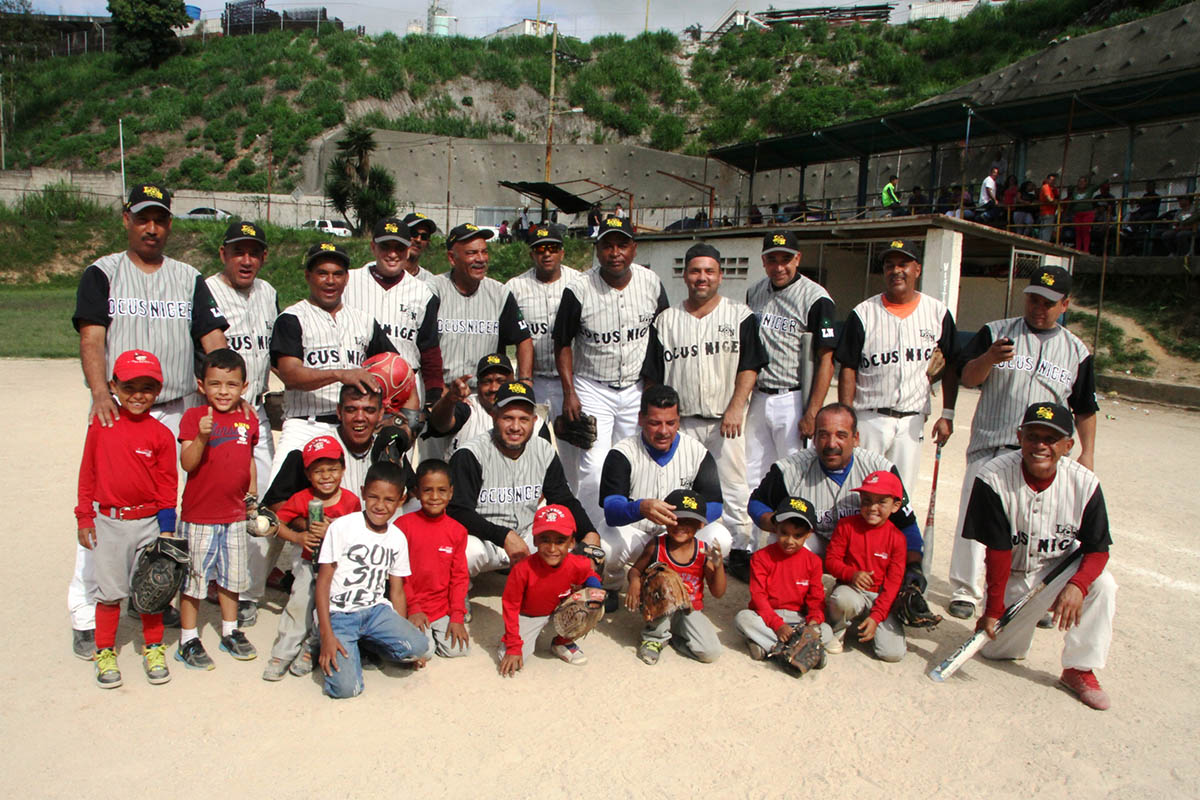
0, 73, 6, 172
542, 24, 558, 220
645, 0, 650, 33
119, 119, 127, 200
445, 137, 452, 232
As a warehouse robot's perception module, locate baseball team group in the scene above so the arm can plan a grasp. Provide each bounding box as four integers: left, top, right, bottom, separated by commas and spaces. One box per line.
68, 181, 1115, 709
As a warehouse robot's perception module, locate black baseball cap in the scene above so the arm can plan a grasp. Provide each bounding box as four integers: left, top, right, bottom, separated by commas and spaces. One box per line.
373, 217, 411, 245
493, 381, 536, 409
403, 212, 438, 234
761, 230, 800, 255
125, 183, 172, 214
773, 496, 817, 531
446, 223, 494, 249
596, 216, 635, 241
664, 488, 707, 524
881, 238, 921, 262
222, 220, 267, 247
1025, 265, 1072, 302
476, 352, 514, 378
304, 242, 350, 270
1020, 402, 1074, 437
684, 242, 722, 264
529, 223, 566, 247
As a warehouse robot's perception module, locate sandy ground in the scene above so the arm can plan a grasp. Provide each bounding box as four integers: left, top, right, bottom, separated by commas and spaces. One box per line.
4, 357, 1199, 798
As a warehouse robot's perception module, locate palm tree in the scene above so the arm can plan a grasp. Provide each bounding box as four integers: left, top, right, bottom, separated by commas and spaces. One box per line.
323, 131, 397, 235
336, 121, 375, 183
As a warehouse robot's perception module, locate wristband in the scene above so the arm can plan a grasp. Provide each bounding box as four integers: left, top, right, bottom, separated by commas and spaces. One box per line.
941, 408, 956, 421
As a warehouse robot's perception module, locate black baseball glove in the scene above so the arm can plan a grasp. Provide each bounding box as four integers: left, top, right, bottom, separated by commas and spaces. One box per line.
371, 424, 413, 467
895, 582, 943, 628
554, 413, 598, 450
768, 623, 826, 675
129, 536, 189, 614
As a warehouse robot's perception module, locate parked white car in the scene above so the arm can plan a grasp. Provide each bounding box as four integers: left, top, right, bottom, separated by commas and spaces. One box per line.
301, 218, 353, 237
176, 207, 233, 221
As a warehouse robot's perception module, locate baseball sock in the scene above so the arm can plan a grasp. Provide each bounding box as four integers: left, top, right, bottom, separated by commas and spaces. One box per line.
140, 613, 164, 646
180, 627, 199, 645
95, 602, 121, 651
222, 619, 237, 637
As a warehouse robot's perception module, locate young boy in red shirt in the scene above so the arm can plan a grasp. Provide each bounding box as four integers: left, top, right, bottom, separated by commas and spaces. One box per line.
498, 505, 604, 676
825, 470, 908, 662
626, 489, 727, 666
262, 435, 361, 681
399, 459, 471, 660
75, 350, 178, 689
176, 349, 259, 670
734, 495, 834, 665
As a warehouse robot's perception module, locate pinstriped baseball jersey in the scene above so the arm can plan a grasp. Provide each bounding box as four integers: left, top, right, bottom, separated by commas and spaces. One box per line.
344, 266, 438, 373
965, 450, 1109, 574
459, 431, 553, 535
643, 297, 768, 418
836, 293, 955, 414
72, 252, 228, 403
506, 267, 580, 377
205, 275, 277, 400
552, 263, 669, 388
271, 300, 385, 418
607, 433, 709, 534
364, 260, 432, 282
773, 448, 910, 543
959, 318, 1097, 459
746, 275, 836, 394
427, 273, 530, 385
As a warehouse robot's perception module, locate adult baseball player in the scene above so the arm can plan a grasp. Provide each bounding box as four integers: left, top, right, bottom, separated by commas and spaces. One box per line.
447, 382, 598, 576
836, 238, 958, 493
744, 230, 837, 523
402, 212, 437, 280
597, 384, 730, 590
69, 183, 229, 655
946, 265, 1099, 619
963, 402, 1116, 710
642, 242, 767, 577
268, 242, 400, 482
427, 223, 533, 386
506, 223, 579, 419
344, 216, 444, 405
204, 220, 278, 626
553, 216, 669, 514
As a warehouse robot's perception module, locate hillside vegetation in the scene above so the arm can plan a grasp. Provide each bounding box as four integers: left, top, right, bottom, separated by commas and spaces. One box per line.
1, 0, 1187, 194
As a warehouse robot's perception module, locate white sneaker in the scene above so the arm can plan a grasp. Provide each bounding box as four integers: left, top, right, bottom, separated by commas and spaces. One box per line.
552, 640, 588, 665
824, 632, 845, 654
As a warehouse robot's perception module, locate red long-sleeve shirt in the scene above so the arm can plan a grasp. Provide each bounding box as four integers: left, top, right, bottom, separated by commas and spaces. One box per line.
747, 542, 826, 630
75, 412, 177, 528
501, 553, 595, 655
399, 509, 469, 624
277, 488, 361, 559
825, 514, 907, 623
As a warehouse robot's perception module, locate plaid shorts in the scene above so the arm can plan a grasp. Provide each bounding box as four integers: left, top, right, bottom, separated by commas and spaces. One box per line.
180, 520, 249, 597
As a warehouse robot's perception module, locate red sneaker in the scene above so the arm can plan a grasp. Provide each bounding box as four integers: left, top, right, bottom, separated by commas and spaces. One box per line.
1059, 668, 1111, 711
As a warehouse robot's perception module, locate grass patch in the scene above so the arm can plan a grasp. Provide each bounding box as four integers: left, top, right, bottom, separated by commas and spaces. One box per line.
0, 285, 81, 357
1074, 274, 1200, 363
1066, 310, 1155, 377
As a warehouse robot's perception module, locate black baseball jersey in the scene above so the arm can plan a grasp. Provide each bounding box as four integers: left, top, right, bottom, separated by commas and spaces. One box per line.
344, 266, 440, 378
963, 450, 1110, 574
269, 300, 395, 418
427, 273, 530, 385
642, 297, 768, 418
835, 293, 956, 413
553, 264, 669, 389
956, 318, 1098, 459
73, 252, 229, 402
506, 267, 580, 377
745, 274, 837, 394
598, 433, 722, 535
206, 275, 278, 401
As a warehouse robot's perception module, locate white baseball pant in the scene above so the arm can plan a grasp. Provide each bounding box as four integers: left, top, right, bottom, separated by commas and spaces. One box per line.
533, 375, 565, 423
745, 388, 806, 551
681, 416, 752, 551
947, 446, 1008, 607
981, 560, 1116, 670
854, 409, 926, 495
466, 529, 534, 577
244, 403, 280, 604
597, 521, 731, 589
557, 376, 642, 513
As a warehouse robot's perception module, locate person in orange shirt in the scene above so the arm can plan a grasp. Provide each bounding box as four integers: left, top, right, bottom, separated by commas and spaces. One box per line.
1038, 173, 1061, 242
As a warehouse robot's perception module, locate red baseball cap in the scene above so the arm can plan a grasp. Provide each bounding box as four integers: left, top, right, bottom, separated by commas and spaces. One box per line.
112, 350, 163, 383
533, 504, 575, 537
852, 470, 904, 500
302, 435, 344, 467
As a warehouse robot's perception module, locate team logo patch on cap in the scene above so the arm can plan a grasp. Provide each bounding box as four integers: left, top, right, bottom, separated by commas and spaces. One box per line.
465, 223, 478, 231
790, 498, 808, 512
487, 355, 501, 364
866, 474, 879, 484
542, 507, 566, 522
606, 218, 623, 228
384, 222, 398, 233
536, 228, 548, 237
773, 234, 786, 245
241, 224, 256, 236
1036, 405, 1054, 420
1041, 273, 1055, 286
681, 495, 698, 510
507, 382, 527, 394
891, 240, 904, 249
143, 185, 163, 199
320, 242, 335, 251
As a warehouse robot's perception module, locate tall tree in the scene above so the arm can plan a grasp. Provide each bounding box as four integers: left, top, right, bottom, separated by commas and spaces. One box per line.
324, 126, 396, 235
107, 0, 191, 69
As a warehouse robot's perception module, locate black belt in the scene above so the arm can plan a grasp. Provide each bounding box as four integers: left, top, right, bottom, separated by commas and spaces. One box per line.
289, 414, 339, 425
872, 408, 920, 418
758, 385, 804, 396
1004, 444, 1020, 451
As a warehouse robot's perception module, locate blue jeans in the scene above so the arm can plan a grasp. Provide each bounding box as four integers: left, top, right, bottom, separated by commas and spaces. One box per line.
324, 604, 428, 699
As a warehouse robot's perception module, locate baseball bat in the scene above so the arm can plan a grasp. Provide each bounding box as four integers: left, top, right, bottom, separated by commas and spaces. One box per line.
928, 547, 1083, 682
920, 443, 942, 576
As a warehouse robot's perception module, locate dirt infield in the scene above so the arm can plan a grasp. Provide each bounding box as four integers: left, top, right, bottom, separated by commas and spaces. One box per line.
5, 358, 1197, 797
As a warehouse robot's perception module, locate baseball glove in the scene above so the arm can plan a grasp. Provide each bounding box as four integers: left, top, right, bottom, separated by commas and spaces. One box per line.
895, 582, 943, 629
553, 413, 598, 450
371, 424, 413, 467
768, 623, 826, 675
574, 541, 606, 578
638, 562, 691, 622
551, 586, 607, 640
129, 536, 190, 614
926, 346, 947, 383
244, 495, 279, 538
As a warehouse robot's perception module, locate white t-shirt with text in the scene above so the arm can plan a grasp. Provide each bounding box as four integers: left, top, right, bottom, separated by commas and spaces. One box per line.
318, 513, 411, 613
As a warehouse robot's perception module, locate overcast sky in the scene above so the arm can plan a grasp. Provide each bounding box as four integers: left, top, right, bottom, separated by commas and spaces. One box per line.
33, 1, 841, 39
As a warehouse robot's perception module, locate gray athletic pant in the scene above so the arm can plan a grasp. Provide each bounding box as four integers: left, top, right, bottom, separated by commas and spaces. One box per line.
269, 557, 316, 662
734, 608, 834, 652
641, 609, 722, 662
827, 585, 907, 662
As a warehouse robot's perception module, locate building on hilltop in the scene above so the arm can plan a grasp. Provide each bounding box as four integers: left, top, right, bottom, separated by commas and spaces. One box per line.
484, 18, 556, 40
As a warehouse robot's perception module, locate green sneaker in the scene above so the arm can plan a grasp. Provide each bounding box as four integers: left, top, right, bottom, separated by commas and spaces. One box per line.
637, 640, 664, 666
94, 648, 122, 689
142, 643, 171, 685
